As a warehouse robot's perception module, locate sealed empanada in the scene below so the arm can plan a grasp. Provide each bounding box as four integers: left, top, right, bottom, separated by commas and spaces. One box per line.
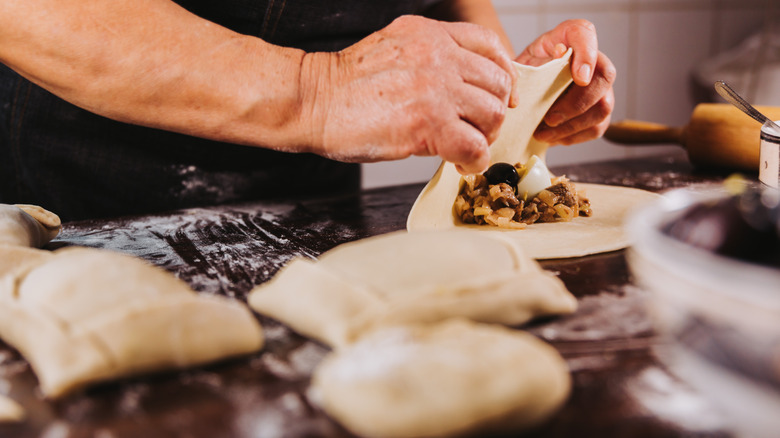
0, 204, 61, 248
249, 230, 575, 348
0, 247, 263, 398
309, 319, 571, 438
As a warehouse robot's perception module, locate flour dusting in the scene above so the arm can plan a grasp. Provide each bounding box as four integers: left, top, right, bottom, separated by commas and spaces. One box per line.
629, 367, 728, 432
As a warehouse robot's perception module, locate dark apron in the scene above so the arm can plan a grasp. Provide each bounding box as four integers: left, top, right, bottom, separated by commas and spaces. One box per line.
0, 0, 428, 221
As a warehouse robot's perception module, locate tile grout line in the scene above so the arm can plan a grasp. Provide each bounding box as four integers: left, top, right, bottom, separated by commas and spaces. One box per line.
711, 0, 722, 55
626, 0, 639, 122
623, 0, 640, 159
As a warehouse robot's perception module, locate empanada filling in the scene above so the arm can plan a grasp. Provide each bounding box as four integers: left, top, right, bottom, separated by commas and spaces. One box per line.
454, 162, 592, 229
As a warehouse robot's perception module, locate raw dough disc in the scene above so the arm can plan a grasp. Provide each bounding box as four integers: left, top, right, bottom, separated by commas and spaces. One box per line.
407, 52, 573, 234
413, 183, 662, 259
0, 246, 264, 398
249, 230, 576, 348
0, 204, 61, 248
406, 52, 662, 259
309, 319, 571, 438
0, 394, 24, 423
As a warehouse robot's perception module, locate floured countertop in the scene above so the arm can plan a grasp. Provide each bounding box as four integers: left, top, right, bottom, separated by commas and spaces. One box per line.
0, 151, 738, 438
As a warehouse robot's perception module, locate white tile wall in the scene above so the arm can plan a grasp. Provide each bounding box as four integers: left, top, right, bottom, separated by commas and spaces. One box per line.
361, 0, 776, 188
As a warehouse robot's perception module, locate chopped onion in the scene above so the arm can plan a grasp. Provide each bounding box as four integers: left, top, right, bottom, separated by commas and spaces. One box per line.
473, 206, 492, 216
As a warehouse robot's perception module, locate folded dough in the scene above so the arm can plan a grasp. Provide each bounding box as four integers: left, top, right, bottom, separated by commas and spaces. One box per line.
0, 247, 264, 398
0, 204, 61, 248
0, 245, 54, 278
0, 394, 24, 423
406, 52, 662, 259
309, 319, 571, 438
249, 230, 576, 348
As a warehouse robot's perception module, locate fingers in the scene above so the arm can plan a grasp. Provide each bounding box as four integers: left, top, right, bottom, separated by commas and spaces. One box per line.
515, 19, 599, 86
542, 51, 616, 128
314, 15, 516, 173
423, 19, 519, 171
438, 121, 491, 175
535, 85, 614, 145
562, 19, 599, 86
441, 21, 519, 108
454, 83, 507, 145
455, 50, 514, 109
414, 88, 496, 175
548, 120, 611, 146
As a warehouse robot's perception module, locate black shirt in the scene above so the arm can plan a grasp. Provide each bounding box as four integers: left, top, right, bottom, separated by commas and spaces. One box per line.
0, 0, 429, 221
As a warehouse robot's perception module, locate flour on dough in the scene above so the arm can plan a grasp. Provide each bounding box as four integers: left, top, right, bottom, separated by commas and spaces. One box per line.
0, 204, 61, 248
309, 319, 571, 438
249, 230, 576, 348
0, 247, 264, 398
406, 52, 662, 259
0, 394, 24, 422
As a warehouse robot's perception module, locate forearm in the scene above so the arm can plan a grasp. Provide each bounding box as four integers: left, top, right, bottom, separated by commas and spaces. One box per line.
423, 0, 513, 56
0, 0, 313, 151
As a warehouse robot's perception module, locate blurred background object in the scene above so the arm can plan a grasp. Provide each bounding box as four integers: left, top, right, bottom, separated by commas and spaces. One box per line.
627, 184, 780, 438
694, 7, 780, 106
362, 0, 779, 188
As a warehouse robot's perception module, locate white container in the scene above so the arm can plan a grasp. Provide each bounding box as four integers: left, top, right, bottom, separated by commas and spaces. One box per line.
760, 121, 780, 189
626, 187, 780, 438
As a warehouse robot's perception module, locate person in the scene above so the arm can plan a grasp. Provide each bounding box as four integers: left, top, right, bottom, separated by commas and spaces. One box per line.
0, 0, 615, 221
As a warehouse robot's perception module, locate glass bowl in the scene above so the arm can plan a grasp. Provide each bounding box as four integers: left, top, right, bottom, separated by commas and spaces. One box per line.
626, 185, 780, 438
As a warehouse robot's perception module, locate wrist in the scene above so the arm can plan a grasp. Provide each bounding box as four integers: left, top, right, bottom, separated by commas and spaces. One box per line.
296, 51, 336, 156
210, 41, 324, 154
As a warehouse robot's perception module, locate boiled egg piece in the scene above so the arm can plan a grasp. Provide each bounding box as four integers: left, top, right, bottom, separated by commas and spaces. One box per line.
516, 155, 552, 199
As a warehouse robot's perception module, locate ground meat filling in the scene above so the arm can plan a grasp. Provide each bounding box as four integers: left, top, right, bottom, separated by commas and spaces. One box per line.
454, 168, 592, 229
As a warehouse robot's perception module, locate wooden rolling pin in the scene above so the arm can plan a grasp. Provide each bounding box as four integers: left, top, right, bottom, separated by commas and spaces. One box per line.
604, 103, 780, 171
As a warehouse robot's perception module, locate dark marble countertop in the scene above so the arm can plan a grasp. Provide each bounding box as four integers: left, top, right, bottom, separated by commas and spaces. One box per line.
0, 151, 741, 438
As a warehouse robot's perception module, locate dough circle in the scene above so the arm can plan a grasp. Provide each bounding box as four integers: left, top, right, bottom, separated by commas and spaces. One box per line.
310, 319, 571, 438
414, 183, 662, 259
406, 53, 662, 259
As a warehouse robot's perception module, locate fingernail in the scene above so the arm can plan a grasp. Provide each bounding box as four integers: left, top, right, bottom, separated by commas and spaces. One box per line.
510, 90, 520, 108
578, 64, 592, 83
545, 112, 564, 127
554, 43, 568, 58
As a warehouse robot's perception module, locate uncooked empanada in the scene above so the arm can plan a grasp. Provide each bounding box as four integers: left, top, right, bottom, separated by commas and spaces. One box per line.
249, 230, 575, 348
0, 204, 61, 248
0, 245, 54, 278
0, 247, 264, 398
309, 319, 571, 438
406, 52, 662, 259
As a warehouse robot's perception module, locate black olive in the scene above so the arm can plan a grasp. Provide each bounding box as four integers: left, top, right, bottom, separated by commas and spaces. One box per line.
483, 163, 519, 186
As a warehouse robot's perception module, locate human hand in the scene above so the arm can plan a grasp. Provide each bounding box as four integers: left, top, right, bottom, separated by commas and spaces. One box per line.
300, 15, 519, 174
515, 20, 616, 145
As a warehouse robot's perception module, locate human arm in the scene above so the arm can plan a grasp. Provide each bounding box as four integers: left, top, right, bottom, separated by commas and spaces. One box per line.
0, 0, 310, 151
0, 0, 517, 174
